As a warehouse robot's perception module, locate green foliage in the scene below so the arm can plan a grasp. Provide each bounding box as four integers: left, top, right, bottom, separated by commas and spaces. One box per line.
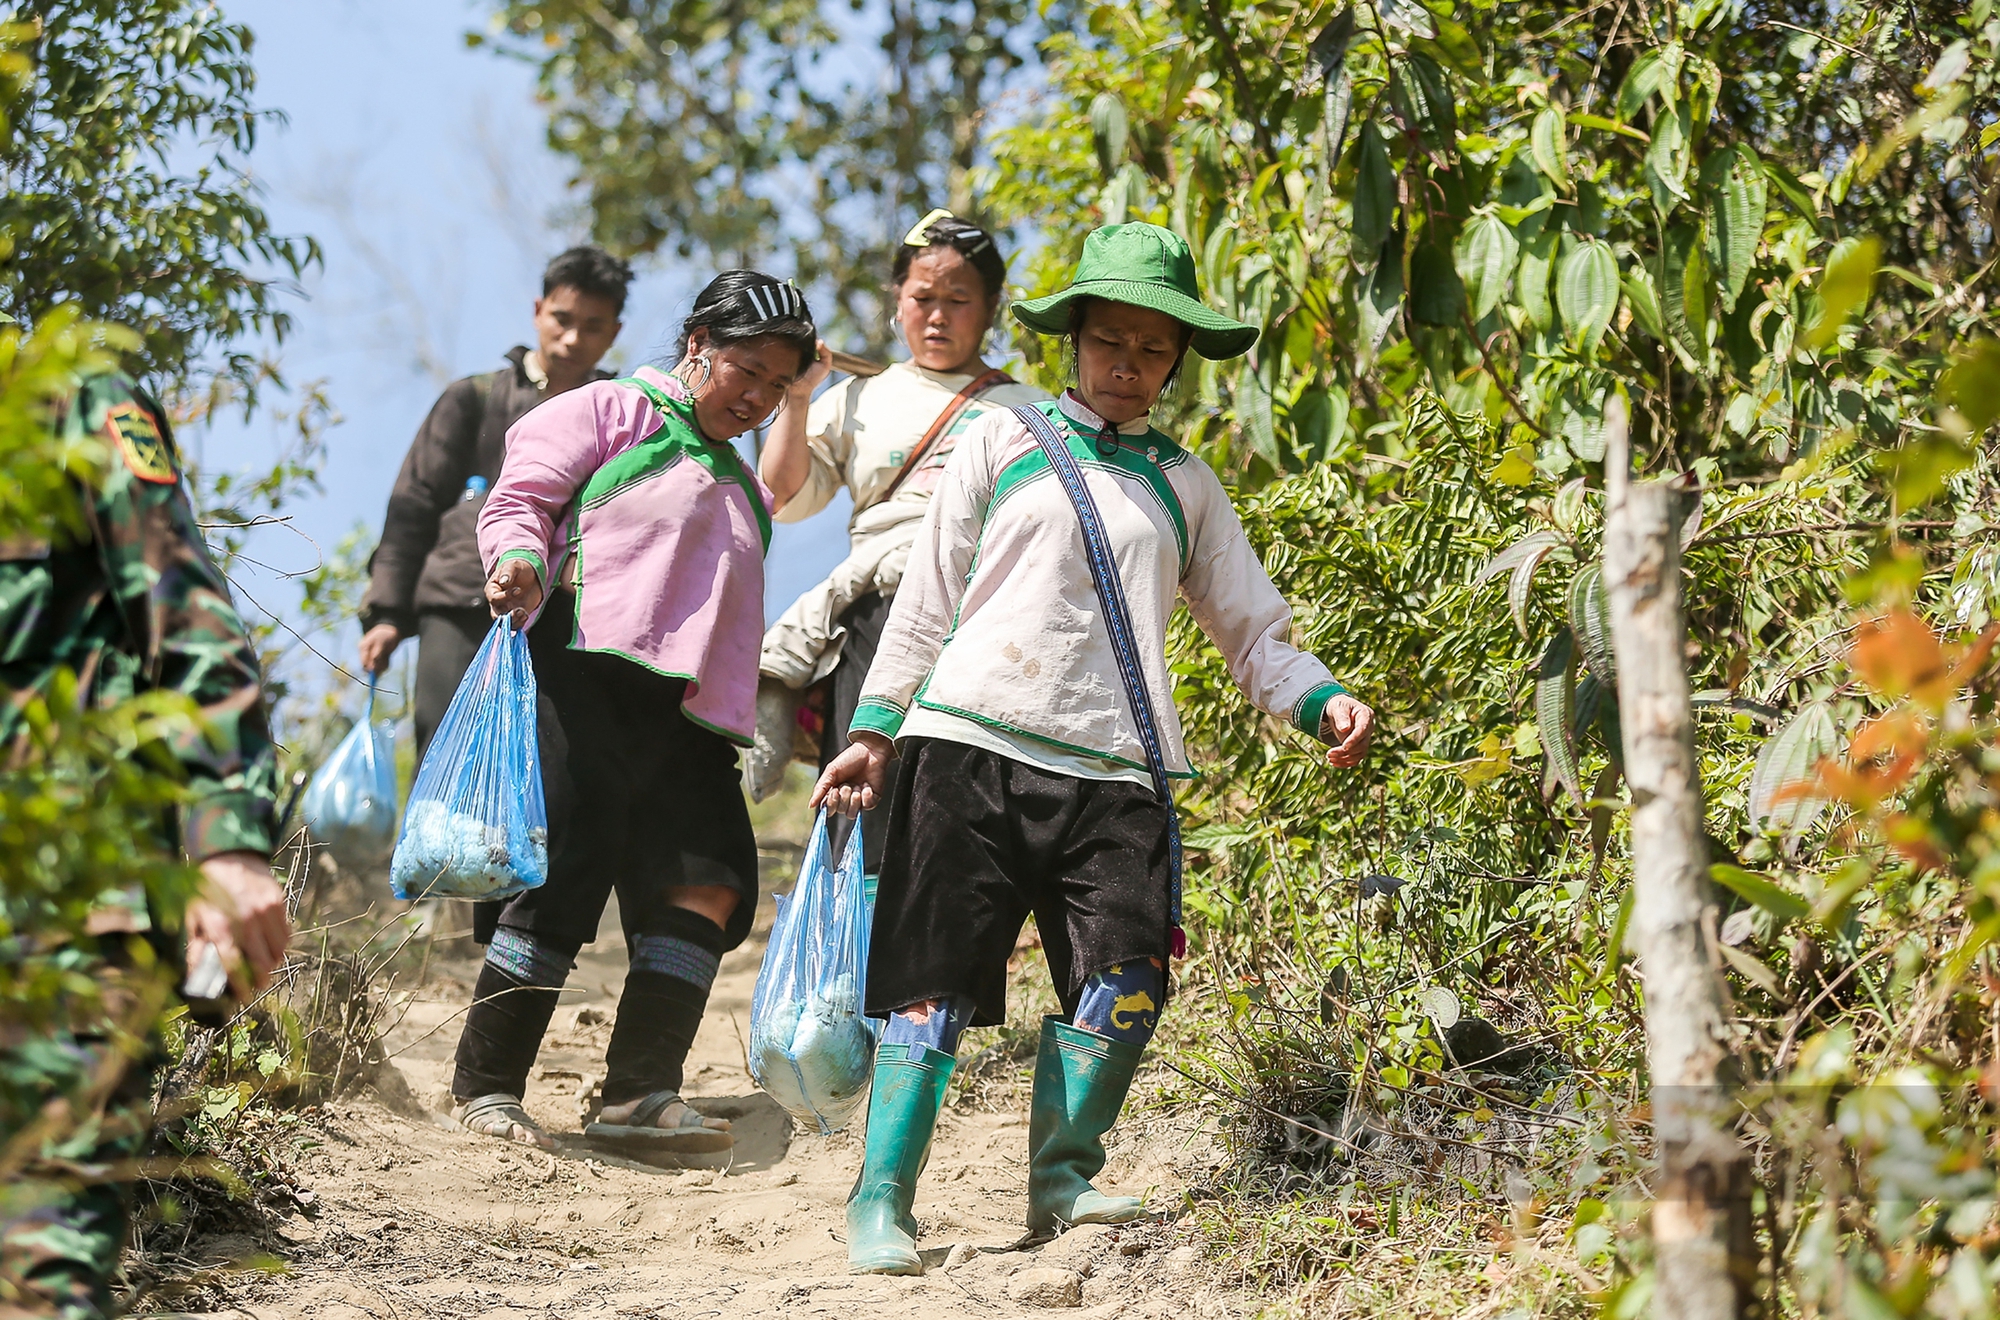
0, 3, 317, 393
983, 0, 2000, 491
474, 0, 1045, 346
972, 0, 2000, 1307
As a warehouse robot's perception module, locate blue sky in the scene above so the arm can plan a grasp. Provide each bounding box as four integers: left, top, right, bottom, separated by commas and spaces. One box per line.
203, 0, 855, 712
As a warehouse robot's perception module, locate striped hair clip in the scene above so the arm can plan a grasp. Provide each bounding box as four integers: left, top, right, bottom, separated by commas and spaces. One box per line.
743, 280, 805, 322
902, 207, 993, 256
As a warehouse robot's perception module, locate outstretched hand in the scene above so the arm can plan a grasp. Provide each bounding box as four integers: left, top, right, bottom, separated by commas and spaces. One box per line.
810, 732, 893, 817
1321, 695, 1375, 769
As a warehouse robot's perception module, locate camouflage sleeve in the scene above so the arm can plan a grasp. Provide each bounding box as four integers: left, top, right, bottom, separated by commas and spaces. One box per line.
79, 375, 278, 861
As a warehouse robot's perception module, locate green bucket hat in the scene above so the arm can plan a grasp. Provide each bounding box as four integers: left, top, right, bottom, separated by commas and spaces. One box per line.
1012, 223, 1258, 360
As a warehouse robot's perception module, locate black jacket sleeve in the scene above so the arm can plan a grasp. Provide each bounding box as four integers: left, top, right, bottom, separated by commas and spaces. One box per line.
359, 375, 486, 633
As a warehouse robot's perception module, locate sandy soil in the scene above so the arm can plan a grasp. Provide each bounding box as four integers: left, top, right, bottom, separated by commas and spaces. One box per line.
212, 863, 1250, 1320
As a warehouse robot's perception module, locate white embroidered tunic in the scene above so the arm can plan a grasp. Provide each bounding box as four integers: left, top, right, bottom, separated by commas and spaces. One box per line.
851, 391, 1346, 779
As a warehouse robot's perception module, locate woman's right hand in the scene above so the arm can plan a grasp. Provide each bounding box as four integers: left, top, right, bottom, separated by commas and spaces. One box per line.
486, 558, 544, 627
791, 338, 834, 400
810, 732, 893, 817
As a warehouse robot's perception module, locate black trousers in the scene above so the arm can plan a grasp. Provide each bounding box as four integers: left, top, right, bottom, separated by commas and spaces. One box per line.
413, 607, 493, 763
867, 738, 1173, 1028
473, 590, 760, 953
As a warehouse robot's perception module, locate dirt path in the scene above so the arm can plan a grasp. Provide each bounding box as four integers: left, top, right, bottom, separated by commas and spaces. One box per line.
220, 878, 1247, 1320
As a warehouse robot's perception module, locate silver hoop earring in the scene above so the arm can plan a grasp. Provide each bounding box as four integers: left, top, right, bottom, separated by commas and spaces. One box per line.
677, 353, 714, 395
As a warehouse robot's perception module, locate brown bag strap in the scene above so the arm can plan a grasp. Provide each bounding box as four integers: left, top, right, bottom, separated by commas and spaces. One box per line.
878, 368, 1013, 503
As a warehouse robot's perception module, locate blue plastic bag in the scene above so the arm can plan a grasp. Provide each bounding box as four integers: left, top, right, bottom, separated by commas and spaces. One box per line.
749, 810, 879, 1133
389, 619, 548, 902
302, 675, 399, 872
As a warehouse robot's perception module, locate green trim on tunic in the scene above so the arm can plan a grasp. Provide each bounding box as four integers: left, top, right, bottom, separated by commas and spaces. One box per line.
494, 546, 546, 583
850, 696, 907, 740
986, 401, 1189, 572
583, 376, 773, 552
1291, 681, 1348, 740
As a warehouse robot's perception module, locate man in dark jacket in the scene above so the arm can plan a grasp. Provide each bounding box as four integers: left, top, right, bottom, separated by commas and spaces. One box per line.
356, 246, 632, 756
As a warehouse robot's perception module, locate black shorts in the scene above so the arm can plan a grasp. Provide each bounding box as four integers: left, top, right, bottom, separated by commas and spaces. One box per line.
866, 737, 1173, 1027
473, 590, 759, 953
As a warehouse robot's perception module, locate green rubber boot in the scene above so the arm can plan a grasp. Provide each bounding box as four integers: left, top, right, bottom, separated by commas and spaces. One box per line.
1026, 1015, 1146, 1233
847, 1043, 955, 1275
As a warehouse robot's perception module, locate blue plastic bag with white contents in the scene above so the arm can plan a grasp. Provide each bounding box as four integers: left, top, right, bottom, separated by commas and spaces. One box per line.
302, 676, 399, 872
749, 810, 879, 1133
389, 618, 548, 902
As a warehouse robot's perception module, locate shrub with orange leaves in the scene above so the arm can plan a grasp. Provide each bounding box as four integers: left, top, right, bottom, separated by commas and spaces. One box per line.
1806, 611, 2000, 871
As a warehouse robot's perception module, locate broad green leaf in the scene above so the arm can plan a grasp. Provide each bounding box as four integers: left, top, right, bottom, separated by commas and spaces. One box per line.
1536, 627, 1584, 807
1519, 230, 1557, 333
1660, 223, 1710, 366
1410, 238, 1465, 325
1622, 263, 1665, 341
1616, 48, 1675, 120
1491, 444, 1536, 485
1708, 146, 1767, 310
1237, 364, 1278, 465
1090, 92, 1128, 181
1761, 158, 1821, 227
1939, 338, 2000, 433
1399, 53, 1456, 153
1358, 233, 1404, 355
1710, 863, 1810, 924
1568, 563, 1615, 681
1286, 386, 1350, 461
1561, 391, 1610, 462
1804, 234, 1881, 350
1415, 19, 1484, 80
1475, 528, 1561, 585
1379, 0, 1436, 38
1455, 213, 1518, 320
1558, 239, 1619, 354
1202, 221, 1237, 297
1323, 68, 1354, 171
1306, 7, 1356, 86
1645, 104, 1691, 211
1493, 194, 1553, 225
1352, 124, 1395, 262
1530, 106, 1571, 190
1747, 700, 1836, 833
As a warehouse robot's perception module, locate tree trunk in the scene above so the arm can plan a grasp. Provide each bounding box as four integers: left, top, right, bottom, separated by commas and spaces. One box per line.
1603, 476, 1754, 1320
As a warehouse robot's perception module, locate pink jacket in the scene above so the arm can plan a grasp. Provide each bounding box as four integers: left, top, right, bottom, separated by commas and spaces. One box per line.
478, 366, 773, 744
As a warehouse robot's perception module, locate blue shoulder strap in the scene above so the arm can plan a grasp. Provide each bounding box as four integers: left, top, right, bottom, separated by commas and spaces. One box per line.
1011, 405, 1184, 951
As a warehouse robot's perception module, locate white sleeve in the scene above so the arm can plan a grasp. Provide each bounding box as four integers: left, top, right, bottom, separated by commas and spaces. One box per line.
849, 414, 1000, 738
1177, 470, 1346, 740
774, 377, 858, 523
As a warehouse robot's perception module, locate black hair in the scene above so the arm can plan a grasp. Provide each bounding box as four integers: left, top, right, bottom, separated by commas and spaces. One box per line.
1064, 296, 1196, 394
542, 245, 634, 313
891, 215, 1008, 302
676, 270, 818, 377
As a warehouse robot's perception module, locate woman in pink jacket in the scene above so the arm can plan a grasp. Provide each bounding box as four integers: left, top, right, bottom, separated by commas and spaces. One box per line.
449, 272, 817, 1155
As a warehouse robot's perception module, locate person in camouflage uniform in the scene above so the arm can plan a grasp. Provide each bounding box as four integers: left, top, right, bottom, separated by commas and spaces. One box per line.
0, 370, 290, 1320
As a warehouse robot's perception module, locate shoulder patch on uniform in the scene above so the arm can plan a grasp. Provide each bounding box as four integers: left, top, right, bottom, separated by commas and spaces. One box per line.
104, 400, 177, 483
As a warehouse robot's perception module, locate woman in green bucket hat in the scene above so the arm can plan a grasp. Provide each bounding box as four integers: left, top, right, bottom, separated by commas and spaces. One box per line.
814, 222, 1375, 1273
